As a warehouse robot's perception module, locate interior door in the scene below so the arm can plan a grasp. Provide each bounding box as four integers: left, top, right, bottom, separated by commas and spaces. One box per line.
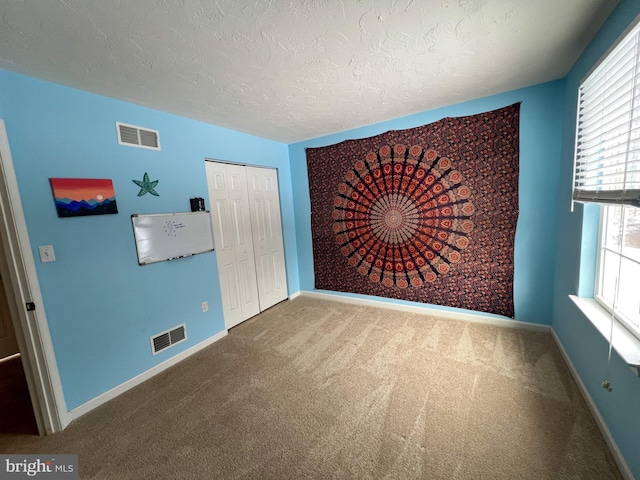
0, 275, 19, 359
246, 166, 288, 311
206, 162, 260, 329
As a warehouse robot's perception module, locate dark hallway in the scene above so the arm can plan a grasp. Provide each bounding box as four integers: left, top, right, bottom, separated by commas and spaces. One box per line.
0, 354, 38, 436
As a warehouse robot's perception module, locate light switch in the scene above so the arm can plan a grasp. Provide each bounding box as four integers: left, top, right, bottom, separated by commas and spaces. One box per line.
39, 245, 56, 263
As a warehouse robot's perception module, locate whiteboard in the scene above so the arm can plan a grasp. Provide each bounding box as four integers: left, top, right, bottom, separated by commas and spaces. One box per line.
131, 212, 215, 265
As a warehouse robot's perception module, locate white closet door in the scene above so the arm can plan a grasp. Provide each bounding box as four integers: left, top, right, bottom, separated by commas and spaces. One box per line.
246, 166, 288, 311
206, 162, 260, 329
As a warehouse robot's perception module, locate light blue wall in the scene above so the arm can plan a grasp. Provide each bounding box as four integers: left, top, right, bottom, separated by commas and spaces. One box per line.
290, 82, 565, 325
3, 7, 637, 474
552, 0, 640, 478
0, 70, 296, 410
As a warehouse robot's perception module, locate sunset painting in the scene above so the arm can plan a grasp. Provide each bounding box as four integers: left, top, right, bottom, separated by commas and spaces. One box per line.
50, 178, 118, 217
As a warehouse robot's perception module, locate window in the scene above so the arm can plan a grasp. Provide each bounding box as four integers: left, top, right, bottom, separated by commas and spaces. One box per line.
596, 205, 640, 338
574, 18, 640, 341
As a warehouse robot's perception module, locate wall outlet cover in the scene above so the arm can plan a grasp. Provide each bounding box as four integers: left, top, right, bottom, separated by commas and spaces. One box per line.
39, 245, 56, 263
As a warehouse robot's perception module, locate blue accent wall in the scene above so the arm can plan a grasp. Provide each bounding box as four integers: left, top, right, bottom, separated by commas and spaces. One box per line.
552, 0, 640, 478
290, 82, 565, 325
0, 70, 296, 410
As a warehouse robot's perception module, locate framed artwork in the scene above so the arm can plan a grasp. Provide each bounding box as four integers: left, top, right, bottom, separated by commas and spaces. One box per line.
50, 178, 118, 217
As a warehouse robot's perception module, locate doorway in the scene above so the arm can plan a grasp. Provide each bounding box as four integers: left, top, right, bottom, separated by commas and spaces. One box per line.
0, 119, 66, 434
0, 250, 37, 434
0, 353, 38, 434
0, 271, 19, 359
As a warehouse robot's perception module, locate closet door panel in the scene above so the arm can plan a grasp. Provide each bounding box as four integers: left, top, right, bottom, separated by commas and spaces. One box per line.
222, 263, 240, 313
246, 166, 288, 311
207, 165, 241, 329
206, 162, 259, 329
226, 164, 260, 320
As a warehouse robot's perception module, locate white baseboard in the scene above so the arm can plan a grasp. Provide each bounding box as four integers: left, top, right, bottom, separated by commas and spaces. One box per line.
67, 329, 228, 422
550, 328, 634, 480
288, 290, 301, 300
300, 290, 550, 332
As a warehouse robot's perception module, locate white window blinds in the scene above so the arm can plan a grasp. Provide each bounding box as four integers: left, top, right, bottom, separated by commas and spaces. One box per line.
574, 21, 640, 207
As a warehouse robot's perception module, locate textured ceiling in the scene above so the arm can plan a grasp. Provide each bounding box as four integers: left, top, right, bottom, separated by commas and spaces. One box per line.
0, 0, 619, 143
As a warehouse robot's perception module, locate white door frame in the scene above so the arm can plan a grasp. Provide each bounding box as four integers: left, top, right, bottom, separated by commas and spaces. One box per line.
0, 119, 67, 434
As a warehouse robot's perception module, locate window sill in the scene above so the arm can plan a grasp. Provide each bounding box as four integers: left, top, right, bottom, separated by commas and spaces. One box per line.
569, 295, 640, 376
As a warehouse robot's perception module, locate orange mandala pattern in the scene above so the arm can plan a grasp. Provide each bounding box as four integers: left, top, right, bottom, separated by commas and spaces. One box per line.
306, 103, 519, 318
332, 144, 475, 288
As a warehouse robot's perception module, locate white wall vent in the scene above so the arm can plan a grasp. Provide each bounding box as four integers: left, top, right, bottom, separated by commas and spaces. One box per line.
151, 324, 186, 355
116, 122, 161, 150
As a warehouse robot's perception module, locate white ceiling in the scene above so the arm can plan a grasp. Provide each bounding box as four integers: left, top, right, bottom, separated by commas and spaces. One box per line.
0, 0, 619, 143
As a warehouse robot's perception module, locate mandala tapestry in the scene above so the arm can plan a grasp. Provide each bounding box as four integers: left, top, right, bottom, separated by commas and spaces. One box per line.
306, 103, 519, 317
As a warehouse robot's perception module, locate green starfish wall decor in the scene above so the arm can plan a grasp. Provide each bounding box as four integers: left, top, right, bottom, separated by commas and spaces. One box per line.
132, 172, 159, 196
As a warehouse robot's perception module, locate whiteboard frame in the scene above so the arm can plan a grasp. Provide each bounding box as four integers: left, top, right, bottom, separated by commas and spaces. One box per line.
131, 211, 215, 266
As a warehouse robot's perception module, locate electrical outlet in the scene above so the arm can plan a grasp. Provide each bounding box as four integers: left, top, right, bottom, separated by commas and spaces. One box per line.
201, 301, 208, 313
39, 245, 56, 263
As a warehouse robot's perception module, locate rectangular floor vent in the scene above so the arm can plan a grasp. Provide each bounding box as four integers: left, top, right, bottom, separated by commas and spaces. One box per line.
151, 324, 187, 355
116, 122, 160, 150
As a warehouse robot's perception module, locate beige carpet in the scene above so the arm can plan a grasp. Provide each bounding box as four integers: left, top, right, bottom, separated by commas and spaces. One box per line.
0, 296, 622, 479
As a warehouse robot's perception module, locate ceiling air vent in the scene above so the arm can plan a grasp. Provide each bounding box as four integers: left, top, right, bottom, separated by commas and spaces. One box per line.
151, 324, 187, 355
116, 122, 161, 150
